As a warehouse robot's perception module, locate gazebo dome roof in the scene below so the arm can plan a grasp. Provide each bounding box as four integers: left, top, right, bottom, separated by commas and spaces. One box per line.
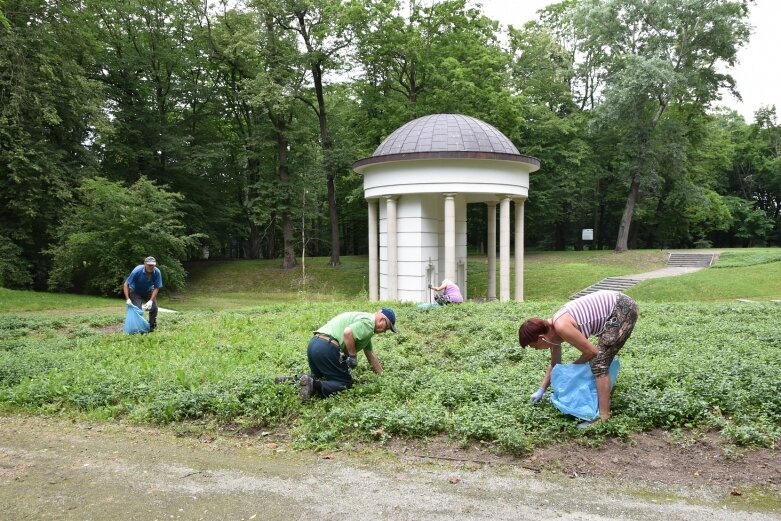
375, 113, 519, 156
354, 114, 539, 170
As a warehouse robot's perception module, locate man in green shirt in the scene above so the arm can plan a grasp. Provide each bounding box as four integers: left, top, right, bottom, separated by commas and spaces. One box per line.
285, 308, 397, 401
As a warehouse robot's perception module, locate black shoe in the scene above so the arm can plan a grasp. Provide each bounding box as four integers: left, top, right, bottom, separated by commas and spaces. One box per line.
299, 374, 314, 402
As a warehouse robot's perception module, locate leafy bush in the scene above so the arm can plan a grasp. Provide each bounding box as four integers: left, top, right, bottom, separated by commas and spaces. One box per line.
46, 177, 202, 295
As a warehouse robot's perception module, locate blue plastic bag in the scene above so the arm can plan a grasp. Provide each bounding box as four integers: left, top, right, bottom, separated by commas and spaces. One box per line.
123, 303, 150, 334
550, 359, 620, 421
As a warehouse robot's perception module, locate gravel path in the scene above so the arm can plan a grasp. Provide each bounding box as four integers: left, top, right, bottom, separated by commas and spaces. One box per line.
1, 416, 779, 521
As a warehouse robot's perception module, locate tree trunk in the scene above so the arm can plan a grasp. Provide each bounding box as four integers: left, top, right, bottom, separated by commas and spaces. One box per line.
614, 101, 666, 252
327, 174, 340, 265
275, 119, 296, 269
248, 220, 261, 259
615, 175, 640, 252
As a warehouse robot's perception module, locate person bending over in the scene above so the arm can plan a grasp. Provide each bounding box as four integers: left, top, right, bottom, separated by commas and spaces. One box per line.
518, 290, 638, 427
428, 278, 463, 305
123, 256, 163, 332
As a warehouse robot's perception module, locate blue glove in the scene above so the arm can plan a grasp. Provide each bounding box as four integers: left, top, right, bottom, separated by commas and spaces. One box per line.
530, 387, 545, 404
345, 355, 358, 369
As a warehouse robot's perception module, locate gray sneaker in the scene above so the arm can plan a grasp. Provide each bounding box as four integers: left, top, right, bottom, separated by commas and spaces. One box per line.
274, 374, 299, 384
299, 374, 314, 402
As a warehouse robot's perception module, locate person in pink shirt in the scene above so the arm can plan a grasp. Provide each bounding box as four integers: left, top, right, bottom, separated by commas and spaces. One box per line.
429, 278, 463, 305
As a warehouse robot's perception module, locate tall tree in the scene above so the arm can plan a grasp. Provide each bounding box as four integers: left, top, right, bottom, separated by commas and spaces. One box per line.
196, 4, 281, 259
572, 0, 751, 251
508, 21, 595, 250
0, 0, 103, 287
247, 0, 308, 268
278, 0, 355, 267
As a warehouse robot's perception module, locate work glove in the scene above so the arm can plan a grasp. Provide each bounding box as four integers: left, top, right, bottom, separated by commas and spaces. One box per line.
126, 298, 132, 305
427, 284, 433, 289
142, 300, 153, 311
345, 355, 358, 369
530, 387, 545, 404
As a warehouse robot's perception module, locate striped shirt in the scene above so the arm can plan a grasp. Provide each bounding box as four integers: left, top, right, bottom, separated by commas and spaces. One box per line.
555, 290, 619, 338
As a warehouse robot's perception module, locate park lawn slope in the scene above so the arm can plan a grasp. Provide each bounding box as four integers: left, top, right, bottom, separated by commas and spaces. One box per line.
1, 250, 668, 313
1, 299, 779, 454
629, 257, 781, 302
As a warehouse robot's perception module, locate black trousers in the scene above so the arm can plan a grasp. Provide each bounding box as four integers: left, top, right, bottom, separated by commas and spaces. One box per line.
306, 336, 352, 397
129, 291, 158, 330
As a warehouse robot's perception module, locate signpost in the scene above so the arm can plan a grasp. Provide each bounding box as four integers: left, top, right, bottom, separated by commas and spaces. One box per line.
582, 228, 593, 241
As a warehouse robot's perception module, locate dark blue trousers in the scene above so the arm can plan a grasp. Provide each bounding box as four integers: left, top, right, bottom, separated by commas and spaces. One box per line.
129, 290, 157, 330
306, 336, 352, 397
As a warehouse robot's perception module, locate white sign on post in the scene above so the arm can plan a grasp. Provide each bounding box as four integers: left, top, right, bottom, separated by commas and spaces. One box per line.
582, 228, 594, 241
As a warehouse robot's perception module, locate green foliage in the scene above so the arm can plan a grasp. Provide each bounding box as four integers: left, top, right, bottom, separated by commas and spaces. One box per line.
722, 197, 776, 247
1, 300, 779, 453
47, 177, 200, 295
0, 235, 32, 287
0, 0, 104, 287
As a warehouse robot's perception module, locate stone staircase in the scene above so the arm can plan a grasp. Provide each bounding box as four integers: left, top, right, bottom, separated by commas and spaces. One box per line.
570, 252, 718, 299
666, 252, 718, 267
570, 277, 643, 300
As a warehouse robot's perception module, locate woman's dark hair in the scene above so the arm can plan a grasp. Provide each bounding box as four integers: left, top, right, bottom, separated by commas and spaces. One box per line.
518, 317, 547, 347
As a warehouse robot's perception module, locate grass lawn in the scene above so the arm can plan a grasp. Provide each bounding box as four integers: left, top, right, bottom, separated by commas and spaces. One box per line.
629, 248, 781, 302
1, 248, 779, 453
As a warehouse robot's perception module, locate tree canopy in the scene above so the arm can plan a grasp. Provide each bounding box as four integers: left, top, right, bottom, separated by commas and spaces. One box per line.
1, 0, 777, 293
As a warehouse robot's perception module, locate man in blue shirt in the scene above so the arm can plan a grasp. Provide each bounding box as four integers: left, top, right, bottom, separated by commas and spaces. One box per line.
123, 256, 164, 332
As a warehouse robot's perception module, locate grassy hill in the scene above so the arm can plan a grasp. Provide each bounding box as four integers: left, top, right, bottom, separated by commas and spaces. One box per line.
1, 248, 780, 453
3, 248, 780, 315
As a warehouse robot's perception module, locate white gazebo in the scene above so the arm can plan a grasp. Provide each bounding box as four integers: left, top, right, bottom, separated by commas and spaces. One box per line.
352, 114, 540, 303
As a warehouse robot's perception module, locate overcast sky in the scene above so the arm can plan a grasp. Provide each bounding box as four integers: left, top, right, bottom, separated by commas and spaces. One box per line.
476, 0, 780, 123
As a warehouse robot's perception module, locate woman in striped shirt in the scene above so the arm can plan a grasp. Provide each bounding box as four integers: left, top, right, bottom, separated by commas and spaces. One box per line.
518, 290, 638, 427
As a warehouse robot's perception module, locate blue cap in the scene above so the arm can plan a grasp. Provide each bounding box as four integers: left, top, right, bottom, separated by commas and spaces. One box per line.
380, 307, 397, 333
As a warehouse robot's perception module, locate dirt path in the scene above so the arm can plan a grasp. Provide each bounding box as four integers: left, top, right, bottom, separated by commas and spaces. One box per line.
1, 416, 779, 521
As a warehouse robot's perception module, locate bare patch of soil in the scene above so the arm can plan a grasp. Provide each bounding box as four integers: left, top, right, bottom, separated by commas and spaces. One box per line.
95, 321, 123, 334
385, 430, 781, 490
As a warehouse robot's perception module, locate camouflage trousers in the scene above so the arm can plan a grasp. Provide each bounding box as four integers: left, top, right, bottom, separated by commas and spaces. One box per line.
590, 294, 638, 377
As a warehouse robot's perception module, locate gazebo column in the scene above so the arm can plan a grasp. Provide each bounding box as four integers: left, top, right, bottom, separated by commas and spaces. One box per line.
444, 193, 456, 282
499, 195, 511, 301
385, 195, 398, 300
368, 198, 379, 301
486, 201, 497, 300
514, 197, 526, 301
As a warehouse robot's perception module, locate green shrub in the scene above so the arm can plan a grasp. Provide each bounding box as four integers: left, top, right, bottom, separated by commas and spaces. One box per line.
46, 177, 201, 295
